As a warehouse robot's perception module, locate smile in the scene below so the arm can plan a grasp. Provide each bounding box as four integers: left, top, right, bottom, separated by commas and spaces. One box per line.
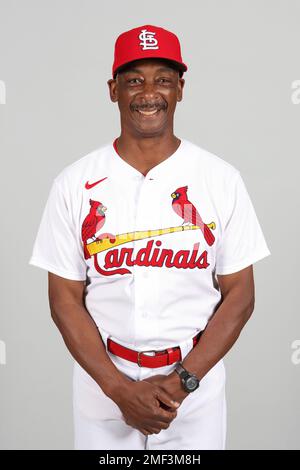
138, 108, 159, 115
135, 108, 163, 118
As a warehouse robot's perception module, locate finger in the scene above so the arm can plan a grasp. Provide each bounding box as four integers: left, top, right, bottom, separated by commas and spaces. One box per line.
148, 428, 162, 435
139, 428, 151, 436
140, 415, 173, 433
126, 414, 173, 433
155, 390, 180, 410
141, 426, 162, 435
152, 405, 178, 423
123, 414, 133, 426
147, 419, 172, 433
159, 399, 180, 411
149, 420, 171, 432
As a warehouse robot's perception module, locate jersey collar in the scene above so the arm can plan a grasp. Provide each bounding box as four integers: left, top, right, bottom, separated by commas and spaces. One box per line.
109, 137, 186, 181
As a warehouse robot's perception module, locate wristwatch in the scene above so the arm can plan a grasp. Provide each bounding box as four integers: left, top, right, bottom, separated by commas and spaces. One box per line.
175, 362, 200, 393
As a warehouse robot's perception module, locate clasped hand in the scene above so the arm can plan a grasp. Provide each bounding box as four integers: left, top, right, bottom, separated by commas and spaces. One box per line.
115, 371, 189, 436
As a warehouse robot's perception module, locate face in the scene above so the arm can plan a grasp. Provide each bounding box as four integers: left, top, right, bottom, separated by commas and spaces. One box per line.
107, 59, 185, 137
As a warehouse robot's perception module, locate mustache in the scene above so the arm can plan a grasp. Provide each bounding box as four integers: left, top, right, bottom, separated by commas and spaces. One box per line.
131, 102, 167, 112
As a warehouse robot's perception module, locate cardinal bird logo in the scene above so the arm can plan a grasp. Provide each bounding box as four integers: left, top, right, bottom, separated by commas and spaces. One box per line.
171, 185, 215, 246
81, 199, 116, 259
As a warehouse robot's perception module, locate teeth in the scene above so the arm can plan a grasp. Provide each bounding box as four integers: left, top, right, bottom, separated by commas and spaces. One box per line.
138, 109, 159, 115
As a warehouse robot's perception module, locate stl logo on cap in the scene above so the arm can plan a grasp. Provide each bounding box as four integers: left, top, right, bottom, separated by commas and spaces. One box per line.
112, 24, 188, 78
139, 29, 159, 50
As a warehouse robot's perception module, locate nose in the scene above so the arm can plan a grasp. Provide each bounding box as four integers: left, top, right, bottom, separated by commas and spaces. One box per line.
140, 81, 160, 101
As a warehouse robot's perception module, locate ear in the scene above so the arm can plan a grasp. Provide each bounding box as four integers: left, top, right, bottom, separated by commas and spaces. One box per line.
177, 78, 185, 102
107, 78, 118, 103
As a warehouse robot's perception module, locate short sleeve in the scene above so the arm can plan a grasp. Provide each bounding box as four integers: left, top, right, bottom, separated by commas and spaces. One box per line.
29, 179, 87, 281
215, 171, 271, 275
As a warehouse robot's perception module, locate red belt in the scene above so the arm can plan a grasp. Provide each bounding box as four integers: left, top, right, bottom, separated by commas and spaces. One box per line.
107, 331, 203, 368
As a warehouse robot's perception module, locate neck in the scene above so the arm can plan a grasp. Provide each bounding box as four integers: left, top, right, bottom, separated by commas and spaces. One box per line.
115, 132, 181, 176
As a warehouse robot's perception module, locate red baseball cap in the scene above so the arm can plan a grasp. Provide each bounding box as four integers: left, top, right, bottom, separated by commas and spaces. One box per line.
112, 24, 188, 78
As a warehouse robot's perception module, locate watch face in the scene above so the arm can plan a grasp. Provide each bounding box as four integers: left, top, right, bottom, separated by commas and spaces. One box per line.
186, 376, 199, 392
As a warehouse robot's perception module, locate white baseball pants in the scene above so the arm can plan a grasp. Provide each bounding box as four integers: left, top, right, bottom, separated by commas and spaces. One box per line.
73, 328, 227, 450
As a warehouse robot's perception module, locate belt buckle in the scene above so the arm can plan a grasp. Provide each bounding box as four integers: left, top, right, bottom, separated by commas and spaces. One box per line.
137, 349, 160, 367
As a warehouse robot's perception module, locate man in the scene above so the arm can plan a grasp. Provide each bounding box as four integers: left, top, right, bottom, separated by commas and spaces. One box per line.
29, 24, 271, 450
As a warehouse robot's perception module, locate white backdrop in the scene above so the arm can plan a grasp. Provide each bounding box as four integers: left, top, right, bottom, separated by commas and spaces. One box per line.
0, 0, 299, 449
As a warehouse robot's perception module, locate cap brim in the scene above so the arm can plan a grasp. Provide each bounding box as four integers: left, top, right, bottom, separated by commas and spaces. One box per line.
113, 57, 187, 78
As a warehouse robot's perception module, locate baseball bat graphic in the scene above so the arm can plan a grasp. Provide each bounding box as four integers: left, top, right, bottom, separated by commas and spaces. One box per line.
86, 222, 216, 257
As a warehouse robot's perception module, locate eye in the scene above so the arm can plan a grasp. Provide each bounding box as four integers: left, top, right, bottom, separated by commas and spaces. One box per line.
157, 78, 172, 84
127, 78, 143, 84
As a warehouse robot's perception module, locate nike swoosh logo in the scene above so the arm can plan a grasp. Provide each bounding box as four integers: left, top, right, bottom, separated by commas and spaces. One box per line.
85, 177, 108, 190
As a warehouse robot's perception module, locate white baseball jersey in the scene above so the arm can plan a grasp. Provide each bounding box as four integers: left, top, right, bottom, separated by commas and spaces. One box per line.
29, 138, 271, 350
